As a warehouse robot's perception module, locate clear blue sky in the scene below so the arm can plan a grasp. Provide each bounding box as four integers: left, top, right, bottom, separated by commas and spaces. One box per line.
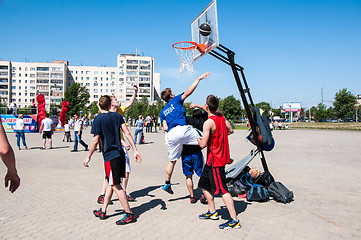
1, 0, 360, 109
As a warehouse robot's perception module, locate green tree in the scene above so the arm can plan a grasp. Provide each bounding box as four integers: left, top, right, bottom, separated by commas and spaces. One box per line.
310, 106, 317, 120
333, 88, 357, 119
219, 95, 242, 122
314, 103, 328, 121
255, 102, 271, 118
88, 101, 100, 119
63, 83, 90, 118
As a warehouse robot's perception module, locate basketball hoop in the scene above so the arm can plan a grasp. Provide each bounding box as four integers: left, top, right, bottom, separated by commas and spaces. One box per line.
172, 41, 205, 73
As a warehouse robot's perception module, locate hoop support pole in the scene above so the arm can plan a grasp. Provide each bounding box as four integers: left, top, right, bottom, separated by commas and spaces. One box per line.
209, 44, 270, 173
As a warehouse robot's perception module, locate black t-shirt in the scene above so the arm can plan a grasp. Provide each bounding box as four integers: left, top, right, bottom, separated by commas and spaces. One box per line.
186, 112, 208, 131
91, 112, 125, 162
182, 112, 208, 155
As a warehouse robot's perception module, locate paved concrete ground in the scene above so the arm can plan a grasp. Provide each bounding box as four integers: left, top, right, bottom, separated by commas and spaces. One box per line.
1, 128, 360, 239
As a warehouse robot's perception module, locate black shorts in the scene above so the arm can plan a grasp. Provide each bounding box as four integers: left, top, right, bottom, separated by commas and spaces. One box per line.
42, 131, 52, 139
104, 156, 126, 186
198, 164, 229, 195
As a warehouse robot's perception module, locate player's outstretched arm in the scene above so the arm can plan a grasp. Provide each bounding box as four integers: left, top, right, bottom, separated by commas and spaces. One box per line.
122, 123, 142, 163
190, 103, 207, 112
125, 84, 138, 110
182, 72, 210, 101
84, 135, 99, 167
0, 122, 20, 193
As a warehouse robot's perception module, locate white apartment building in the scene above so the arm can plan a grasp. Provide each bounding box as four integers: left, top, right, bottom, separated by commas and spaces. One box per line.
0, 54, 160, 108
0, 61, 11, 104
0, 60, 67, 108
68, 65, 117, 104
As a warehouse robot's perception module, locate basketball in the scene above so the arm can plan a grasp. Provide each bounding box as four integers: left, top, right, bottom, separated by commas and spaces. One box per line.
249, 168, 261, 179
199, 23, 212, 36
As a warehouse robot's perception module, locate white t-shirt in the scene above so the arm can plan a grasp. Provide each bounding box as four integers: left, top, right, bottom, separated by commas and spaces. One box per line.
15, 119, 24, 130
74, 119, 83, 131
42, 118, 53, 131
64, 124, 70, 132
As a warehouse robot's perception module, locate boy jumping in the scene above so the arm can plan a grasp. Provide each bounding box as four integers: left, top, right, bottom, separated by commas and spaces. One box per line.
160, 72, 210, 194
84, 95, 142, 225
197, 95, 240, 230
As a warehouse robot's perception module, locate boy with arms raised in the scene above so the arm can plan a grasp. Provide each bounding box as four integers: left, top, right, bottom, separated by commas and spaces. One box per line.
160, 72, 209, 194
197, 95, 240, 229
84, 95, 142, 225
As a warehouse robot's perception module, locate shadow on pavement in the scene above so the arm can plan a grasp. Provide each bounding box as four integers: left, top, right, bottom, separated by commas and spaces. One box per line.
218, 200, 250, 220
111, 198, 167, 219
130, 185, 164, 198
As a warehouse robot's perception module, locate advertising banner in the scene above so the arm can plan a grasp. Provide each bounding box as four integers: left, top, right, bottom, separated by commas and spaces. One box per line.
1, 115, 38, 133
283, 102, 301, 112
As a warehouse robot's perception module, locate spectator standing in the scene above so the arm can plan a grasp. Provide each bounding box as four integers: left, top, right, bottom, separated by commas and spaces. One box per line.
39, 113, 54, 150
134, 115, 144, 144
63, 120, 72, 142
153, 115, 158, 133
71, 114, 88, 152
14, 114, 30, 150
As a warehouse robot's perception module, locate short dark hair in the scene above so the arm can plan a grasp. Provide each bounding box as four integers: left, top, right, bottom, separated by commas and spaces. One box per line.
98, 95, 111, 110
161, 88, 172, 102
45, 113, 49, 118
206, 95, 219, 113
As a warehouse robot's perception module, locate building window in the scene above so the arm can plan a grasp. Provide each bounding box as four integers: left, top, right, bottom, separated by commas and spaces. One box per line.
37, 67, 49, 71
127, 60, 138, 64
94, 95, 98, 98
86, 83, 90, 86
94, 83, 98, 86
30, 67, 35, 71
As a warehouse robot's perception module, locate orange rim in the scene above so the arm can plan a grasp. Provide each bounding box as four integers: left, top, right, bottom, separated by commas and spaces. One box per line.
172, 41, 198, 50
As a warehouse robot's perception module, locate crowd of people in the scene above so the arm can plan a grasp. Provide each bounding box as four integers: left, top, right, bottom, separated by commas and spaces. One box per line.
1, 72, 242, 230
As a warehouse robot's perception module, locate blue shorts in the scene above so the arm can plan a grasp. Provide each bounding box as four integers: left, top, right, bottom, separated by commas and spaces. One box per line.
181, 151, 204, 177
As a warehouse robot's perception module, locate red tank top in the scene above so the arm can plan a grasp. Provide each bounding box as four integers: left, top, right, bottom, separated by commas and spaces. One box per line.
206, 113, 230, 167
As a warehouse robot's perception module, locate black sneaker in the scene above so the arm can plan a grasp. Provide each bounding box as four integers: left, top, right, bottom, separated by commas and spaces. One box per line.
127, 194, 136, 202
93, 208, 108, 220
190, 196, 197, 204
115, 213, 136, 225
200, 193, 208, 205
97, 195, 105, 204
85, 146, 89, 151
71, 150, 78, 152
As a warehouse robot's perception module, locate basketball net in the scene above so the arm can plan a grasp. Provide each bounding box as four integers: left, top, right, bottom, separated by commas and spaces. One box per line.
172, 41, 205, 73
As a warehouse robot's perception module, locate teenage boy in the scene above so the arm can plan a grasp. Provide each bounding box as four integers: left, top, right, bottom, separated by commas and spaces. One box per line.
84, 95, 142, 225
197, 95, 241, 230
71, 114, 88, 152
160, 72, 210, 194
97, 85, 138, 204
181, 104, 208, 204
39, 113, 54, 150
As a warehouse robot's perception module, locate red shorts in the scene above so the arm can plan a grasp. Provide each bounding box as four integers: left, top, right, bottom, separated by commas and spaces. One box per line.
104, 156, 125, 186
